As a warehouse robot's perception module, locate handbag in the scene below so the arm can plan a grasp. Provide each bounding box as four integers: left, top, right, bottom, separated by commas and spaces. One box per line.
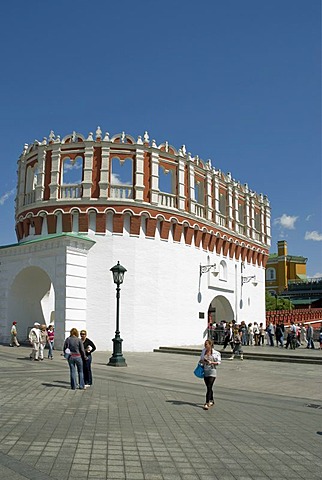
64, 339, 71, 359
194, 363, 204, 378
64, 348, 71, 359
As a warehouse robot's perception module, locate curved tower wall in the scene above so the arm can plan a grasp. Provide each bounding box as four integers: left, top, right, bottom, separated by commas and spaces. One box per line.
9, 128, 270, 351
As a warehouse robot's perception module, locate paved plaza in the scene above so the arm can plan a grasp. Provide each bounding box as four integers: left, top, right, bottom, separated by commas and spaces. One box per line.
0, 344, 321, 480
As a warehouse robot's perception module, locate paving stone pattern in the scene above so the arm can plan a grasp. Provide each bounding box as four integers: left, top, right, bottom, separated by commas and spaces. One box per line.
0, 345, 321, 480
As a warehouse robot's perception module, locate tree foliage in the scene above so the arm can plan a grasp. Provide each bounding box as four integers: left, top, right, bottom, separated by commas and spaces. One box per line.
265, 291, 293, 311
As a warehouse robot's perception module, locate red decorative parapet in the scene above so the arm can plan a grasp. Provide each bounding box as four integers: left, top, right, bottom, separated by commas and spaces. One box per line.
266, 308, 322, 327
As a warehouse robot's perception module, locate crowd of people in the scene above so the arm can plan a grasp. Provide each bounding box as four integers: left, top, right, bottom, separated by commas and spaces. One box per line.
210, 320, 322, 351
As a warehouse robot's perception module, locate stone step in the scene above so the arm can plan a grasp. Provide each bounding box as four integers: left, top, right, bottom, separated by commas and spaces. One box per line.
154, 346, 322, 364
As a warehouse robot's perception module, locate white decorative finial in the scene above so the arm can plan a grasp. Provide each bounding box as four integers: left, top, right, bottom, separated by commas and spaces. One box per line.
121, 131, 126, 143
49, 130, 55, 142
151, 139, 157, 148
206, 159, 212, 169
165, 141, 169, 152
181, 145, 187, 156
144, 131, 149, 143
54, 135, 61, 143
23, 143, 28, 155
137, 135, 143, 145
96, 126, 102, 139
42, 137, 47, 145
87, 132, 94, 141
103, 132, 110, 141
188, 152, 192, 161
71, 131, 77, 142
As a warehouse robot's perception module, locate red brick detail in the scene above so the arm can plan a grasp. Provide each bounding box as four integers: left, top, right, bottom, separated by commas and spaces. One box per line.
16, 222, 23, 240
172, 223, 183, 242
46, 215, 56, 234
257, 252, 263, 266
229, 242, 236, 258
247, 249, 253, 263
222, 240, 230, 257
79, 213, 89, 233
160, 221, 171, 240
235, 245, 242, 260
208, 235, 217, 252
22, 219, 30, 237
33, 216, 43, 235
96, 213, 106, 233
113, 214, 124, 234
262, 254, 269, 268
146, 218, 157, 237
62, 214, 72, 233
144, 152, 151, 203
43, 150, 52, 201
130, 216, 141, 236
92, 148, 101, 198
194, 230, 203, 247
184, 226, 194, 245
241, 247, 247, 262
202, 232, 211, 250
216, 237, 224, 255
252, 250, 259, 265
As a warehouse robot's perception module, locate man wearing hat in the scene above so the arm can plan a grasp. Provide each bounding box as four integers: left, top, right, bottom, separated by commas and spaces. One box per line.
29, 322, 41, 361
9, 321, 20, 347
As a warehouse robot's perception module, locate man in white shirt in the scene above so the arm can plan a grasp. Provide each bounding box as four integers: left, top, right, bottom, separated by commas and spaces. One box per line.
29, 322, 41, 360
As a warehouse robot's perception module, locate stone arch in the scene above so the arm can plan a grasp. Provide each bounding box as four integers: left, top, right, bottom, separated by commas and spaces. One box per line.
8, 266, 55, 342
208, 295, 234, 325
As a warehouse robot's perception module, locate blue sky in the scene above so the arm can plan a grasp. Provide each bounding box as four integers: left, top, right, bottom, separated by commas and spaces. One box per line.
0, 0, 321, 277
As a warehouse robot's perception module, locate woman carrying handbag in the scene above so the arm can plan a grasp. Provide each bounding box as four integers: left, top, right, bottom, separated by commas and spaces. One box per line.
200, 339, 221, 410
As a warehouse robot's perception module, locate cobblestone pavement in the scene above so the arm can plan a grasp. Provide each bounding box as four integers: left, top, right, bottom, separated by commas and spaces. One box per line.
0, 345, 321, 480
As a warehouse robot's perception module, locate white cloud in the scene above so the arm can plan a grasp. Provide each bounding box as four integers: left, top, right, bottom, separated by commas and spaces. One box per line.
305, 231, 322, 241
305, 214, 314, 221
0, 188, 15, 206
274, 214, 298, 230
110, 173, 132, 186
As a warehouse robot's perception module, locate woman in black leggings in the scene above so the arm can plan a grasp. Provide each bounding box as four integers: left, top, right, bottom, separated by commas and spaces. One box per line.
200, 339, 221, 410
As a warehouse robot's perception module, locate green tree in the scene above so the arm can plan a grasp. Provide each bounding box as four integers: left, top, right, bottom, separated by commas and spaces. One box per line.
266, 291, 293, 311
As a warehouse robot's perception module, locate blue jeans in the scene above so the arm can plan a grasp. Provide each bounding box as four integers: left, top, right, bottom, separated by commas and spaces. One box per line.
83, 355, 93, 385
68, 356, 84, 389
48, 341, 54, 358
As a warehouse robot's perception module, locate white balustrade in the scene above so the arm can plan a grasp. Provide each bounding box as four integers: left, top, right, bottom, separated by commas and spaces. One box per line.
218, 213, 226, 227
110, 185, 133, 200
60, 184, 82, 199
158, 192, 177, 209
24, 191, 36, 205
195, 203, 205, 218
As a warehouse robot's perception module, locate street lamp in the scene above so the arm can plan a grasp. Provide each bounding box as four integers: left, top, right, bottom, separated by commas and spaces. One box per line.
107, 261, 127, 367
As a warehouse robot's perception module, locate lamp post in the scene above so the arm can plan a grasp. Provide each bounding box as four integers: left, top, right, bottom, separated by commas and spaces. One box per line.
107, 261, 127, 367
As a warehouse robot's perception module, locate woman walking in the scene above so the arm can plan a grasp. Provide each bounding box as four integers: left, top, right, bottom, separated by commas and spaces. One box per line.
63, 328, 87, 390
47, 325, 55, 359
200, 339, 221, 410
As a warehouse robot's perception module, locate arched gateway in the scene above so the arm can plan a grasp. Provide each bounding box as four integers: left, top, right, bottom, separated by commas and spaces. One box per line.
0, 128, 270, 351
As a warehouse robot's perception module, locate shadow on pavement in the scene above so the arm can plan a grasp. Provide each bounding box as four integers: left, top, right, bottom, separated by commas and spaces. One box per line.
41, 383, 70, 389
166, 400, 203, 409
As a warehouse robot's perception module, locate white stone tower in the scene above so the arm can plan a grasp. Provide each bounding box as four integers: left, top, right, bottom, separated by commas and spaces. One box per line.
0, 128, 271, 351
